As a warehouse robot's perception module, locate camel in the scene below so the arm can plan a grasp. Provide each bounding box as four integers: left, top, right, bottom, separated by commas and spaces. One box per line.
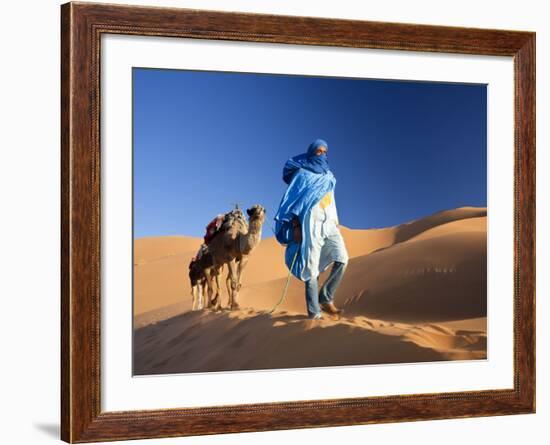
204, 204, 266, 310
188, 244, 219, 310
189, 257, 207, 310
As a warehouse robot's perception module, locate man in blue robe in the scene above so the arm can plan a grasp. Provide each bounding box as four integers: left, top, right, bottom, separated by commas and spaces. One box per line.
274, 139, 349, 319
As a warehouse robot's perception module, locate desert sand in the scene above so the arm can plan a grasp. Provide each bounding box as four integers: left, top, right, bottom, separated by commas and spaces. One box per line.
133, 206, 487, 375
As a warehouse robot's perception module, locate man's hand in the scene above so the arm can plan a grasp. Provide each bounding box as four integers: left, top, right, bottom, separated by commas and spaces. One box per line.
292, 217, 302, 243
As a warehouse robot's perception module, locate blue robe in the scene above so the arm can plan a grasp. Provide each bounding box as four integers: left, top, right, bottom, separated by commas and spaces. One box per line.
273, 168, 337, 281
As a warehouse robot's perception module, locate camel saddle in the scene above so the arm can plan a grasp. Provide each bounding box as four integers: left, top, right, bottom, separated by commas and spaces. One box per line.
203, 214, 225, 245
203, 209, 248, 245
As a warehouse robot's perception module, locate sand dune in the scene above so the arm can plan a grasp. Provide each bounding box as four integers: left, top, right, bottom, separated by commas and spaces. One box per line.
392, 206, 486, 244
337, 230, 487, 322
134, 309, 486, 375
133, 206, 487, 374
134, 236, 202, 315
134, 235, 202, 264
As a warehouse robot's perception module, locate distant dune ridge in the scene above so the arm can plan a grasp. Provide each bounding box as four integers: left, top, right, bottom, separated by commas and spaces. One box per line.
133, 206, 487, 375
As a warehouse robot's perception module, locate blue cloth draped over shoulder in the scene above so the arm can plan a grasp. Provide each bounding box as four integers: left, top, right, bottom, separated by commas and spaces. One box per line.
273, 166, 336, 281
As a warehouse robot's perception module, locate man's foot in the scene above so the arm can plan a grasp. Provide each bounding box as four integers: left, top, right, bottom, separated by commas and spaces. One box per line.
320, 302, 342, 315
309, 313, 323, 320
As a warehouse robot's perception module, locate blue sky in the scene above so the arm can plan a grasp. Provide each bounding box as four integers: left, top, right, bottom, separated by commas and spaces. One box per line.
133, 68, 486, 239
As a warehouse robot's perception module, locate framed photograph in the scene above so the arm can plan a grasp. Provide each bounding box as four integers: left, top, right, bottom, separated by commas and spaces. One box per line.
61, 2, 535, 442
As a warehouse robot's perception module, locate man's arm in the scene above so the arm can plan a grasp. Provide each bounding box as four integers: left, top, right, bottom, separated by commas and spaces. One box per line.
291, 216, 302, 243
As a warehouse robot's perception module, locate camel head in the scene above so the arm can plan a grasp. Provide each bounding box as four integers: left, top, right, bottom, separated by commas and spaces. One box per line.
246, 204, 266, 225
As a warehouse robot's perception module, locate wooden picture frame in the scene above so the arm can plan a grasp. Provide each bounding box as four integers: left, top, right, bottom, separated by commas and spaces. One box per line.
61, 2, 535, 442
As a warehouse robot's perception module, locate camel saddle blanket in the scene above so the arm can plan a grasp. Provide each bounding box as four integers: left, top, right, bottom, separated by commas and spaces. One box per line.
204, 214, 225, 245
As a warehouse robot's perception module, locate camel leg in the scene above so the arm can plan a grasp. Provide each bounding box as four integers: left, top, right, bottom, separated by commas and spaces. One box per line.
226, 260, 236, 308
200, 278, 208, 310
213, 269, 223, 311
228, 257, 248, 310
218, 264, 225, 306
226, 273, 232, 308
227, 259, 240, 310
197, 279, 204, 311
236, 256, 249, 293
191, 285, 197, 311
204, 268, 215, 309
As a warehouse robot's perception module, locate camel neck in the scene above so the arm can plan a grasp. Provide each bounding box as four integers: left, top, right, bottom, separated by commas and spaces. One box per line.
240, 219, 262, 254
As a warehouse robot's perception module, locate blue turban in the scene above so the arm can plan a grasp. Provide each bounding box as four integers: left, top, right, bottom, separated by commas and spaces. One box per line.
282, 139, 330, 184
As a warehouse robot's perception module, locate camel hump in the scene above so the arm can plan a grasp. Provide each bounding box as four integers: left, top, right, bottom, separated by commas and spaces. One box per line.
221, 208, 248, 233
202, 208, 248, 247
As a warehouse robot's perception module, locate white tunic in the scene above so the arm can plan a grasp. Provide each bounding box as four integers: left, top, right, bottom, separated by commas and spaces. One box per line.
303, 191, 349, 281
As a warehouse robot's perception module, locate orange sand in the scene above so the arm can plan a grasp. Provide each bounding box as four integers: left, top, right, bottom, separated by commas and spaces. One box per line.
133, 206, 487, 374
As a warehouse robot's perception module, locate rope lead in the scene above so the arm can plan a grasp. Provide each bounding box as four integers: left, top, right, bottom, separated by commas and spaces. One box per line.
268, 248, 299, 314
